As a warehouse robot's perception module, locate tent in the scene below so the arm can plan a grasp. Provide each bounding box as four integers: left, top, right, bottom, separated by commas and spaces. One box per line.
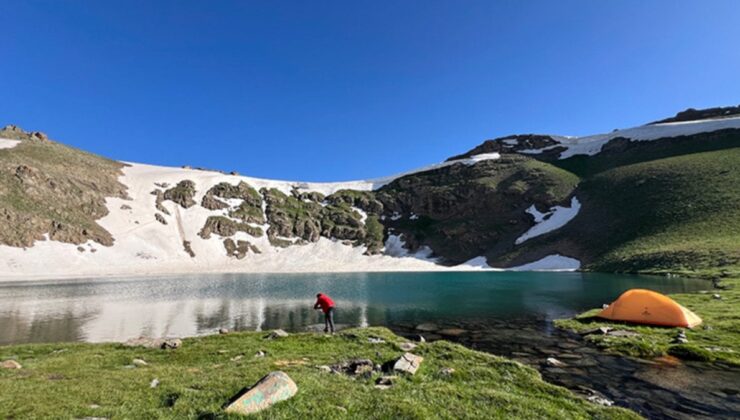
597, 289, 702, 328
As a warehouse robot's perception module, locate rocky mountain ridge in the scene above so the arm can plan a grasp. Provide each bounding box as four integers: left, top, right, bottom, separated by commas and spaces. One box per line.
1, 106, 739, 278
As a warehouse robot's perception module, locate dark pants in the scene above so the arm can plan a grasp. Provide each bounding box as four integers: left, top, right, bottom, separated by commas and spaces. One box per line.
324, 307, 335, 333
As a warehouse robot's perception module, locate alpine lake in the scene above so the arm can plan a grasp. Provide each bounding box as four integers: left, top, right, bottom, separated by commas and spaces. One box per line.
1, 271, 737, 419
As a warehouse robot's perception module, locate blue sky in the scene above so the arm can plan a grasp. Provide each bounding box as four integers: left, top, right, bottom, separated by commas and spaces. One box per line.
2, 1, 739, 181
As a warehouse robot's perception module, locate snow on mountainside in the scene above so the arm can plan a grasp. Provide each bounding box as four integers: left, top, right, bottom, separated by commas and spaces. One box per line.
1, 108, 739, 280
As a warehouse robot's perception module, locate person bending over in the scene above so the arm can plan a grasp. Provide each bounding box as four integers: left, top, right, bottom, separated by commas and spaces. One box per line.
314, 293, 335, 334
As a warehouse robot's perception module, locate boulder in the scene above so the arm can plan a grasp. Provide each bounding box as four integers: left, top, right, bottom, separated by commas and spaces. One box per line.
150, 378, 160, 388
132, 359, 148, 367
393, 353, 423, 375
712, 294, 722, 300
161, 339, 182, 350
265, 329, 289, 340
374, 375, 397, 389
224, 371, 298, 415
219, 328, 229, 335
1, 360, 22, 369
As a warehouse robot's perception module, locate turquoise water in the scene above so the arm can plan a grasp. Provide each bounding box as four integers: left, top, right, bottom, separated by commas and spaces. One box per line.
0, 271, 708, 345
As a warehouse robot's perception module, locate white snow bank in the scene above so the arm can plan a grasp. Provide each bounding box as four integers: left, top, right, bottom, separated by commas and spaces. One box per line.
558, 116, 740, 159
508, 254, 581, 271
515, 197, 581, 245
383, 234, 436, 261
457, 254, 581, 271
0, 138, 21, 150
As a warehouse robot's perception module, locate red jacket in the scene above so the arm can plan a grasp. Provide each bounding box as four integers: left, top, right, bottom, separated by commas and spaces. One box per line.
315, 294, 335, 313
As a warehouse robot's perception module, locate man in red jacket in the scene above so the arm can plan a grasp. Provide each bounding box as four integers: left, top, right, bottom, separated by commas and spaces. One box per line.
314, 293, 335, 334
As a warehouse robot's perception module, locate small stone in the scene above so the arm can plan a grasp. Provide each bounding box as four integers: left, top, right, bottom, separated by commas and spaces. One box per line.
368, 337, 386, 344
712, 294, 722, 300
230, 355, 244, 362
150, 378, 159, 388
132, 359, 148, 367
224, 371, 297, 415
254, 350, 266, 358
88, 404, 100, 409
265, 329, 289, 340
317, 365, 332, 373
546, 357, 567, 367
393, 353, 424, 375
1, 360, 22, 369
218, 328, 229, 335
439, 367, 455, 376
417, 335, 426, 343
673, 337, 689, 344
374, 375, 397, 389
161, 339, 182, 350
399, 342, 417, 351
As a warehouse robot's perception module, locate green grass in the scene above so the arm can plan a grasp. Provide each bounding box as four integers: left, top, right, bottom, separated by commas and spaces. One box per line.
0, 328, 639, 419
555, 274, 740, 365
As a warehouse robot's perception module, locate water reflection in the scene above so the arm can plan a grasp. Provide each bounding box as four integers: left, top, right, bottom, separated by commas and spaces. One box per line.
0, 272, 707, 345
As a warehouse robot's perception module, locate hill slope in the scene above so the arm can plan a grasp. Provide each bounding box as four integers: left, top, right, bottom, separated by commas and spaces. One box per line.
1, 106, 739, 279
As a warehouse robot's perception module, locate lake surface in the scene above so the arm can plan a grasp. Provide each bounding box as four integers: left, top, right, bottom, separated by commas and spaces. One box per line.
2, 272, 737, 419
0, 271, 707, 345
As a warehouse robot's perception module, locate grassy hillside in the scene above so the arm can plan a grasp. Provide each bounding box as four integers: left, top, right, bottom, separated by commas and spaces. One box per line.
0, 328, 638, 419
0, 127, 128, 247
500, 147, 740, 272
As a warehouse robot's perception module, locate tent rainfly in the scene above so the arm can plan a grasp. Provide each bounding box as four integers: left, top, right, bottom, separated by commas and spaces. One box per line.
597, 289, 702, 328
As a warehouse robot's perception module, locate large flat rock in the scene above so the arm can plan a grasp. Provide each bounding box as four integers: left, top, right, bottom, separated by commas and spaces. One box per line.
225, 371, 298, 415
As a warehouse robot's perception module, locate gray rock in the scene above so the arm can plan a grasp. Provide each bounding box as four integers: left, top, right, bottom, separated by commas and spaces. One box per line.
254, 350, 266, 358
219, 328, 229, 335
161, 339, 182, 349
132, 358, 148, 367
368, 337, 386, 344
124, 337, 181, 350
399, 342, 417, 351
580, 326, 611, 336
393, 353, 424, 375
331, 359, 374, 376
265, 329, 289, 339
224, 371, 298, 415
713, 294, 722, 300
439, 367, 455, 376
150, 378, 159, 388
317, 365, 332, 373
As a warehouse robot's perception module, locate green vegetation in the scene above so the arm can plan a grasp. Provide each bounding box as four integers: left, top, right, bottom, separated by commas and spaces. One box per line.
0, 126, 128, 247
163, 180, 197, 209
198, 216, 264, 239
0, 328, 638, 419
376, 155, 579, 264
555, 275, 739, 365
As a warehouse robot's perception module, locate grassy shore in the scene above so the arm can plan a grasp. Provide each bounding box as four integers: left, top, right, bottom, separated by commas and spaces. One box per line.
555, 272, 739, 366
0, 327, 638, 419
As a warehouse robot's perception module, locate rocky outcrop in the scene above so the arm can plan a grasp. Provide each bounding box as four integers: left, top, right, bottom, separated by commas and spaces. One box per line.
162, 180, 196, 208
224, 238, 261, 259
204, 181, 265, 223
183, 240, 195, 257
447, 134, 563, 161
0, 129, 128, 248
198, 216, 263, 239
650, 105, 740, 124
151, 189, 171, 215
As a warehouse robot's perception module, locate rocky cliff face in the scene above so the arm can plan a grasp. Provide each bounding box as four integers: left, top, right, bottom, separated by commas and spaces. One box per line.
1, 106, 739, 277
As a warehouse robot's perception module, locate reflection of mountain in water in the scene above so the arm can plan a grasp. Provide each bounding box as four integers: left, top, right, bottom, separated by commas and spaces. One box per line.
0, 272, 707, 344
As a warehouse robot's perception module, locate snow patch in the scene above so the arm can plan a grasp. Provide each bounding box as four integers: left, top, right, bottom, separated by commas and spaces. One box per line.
515, 197, 581, 245
550, 116, 740, 159
508, 254, 581, 271
0, 138, 21, 150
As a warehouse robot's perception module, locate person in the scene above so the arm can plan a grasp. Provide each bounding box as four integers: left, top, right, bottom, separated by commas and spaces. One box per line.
313, 292, 335, 334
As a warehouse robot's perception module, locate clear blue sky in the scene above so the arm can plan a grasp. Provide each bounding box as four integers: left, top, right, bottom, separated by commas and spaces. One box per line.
2, 1, 739, 181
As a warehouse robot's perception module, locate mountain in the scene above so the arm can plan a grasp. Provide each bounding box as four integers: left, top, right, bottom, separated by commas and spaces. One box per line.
1, 106, 739, 279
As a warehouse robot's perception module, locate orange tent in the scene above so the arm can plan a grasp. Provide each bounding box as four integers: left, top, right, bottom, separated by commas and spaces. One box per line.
597, 289, 702, 328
